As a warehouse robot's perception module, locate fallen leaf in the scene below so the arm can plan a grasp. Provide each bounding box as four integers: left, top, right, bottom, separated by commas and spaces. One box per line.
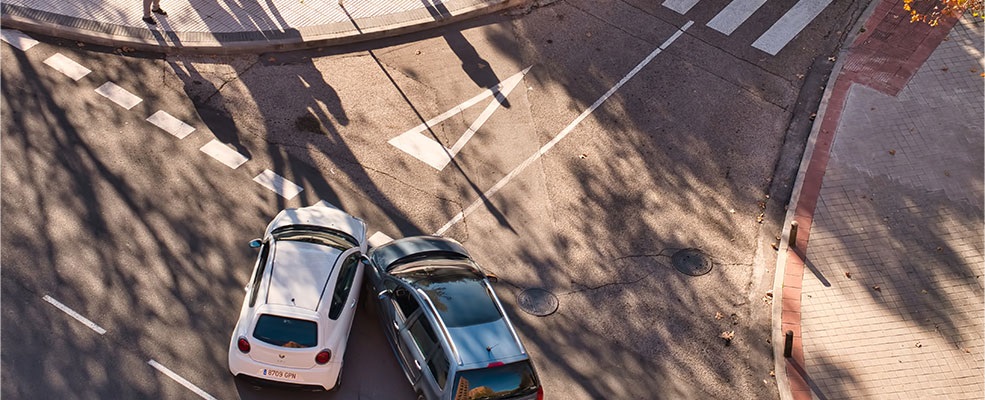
715, 312, 724, 320
921, 289, 928, 294
845, 272, 852, 279
941, 67, 949, 72
769, 370, 775, 377
889, 149, 896, 155
796, 73, 805, 79
964, 348, 971, 353
756, 213, 765, 223
578, 153, 588, 159
828, 56, 836, 62
937, 246, 943, 252
77, 42, 85, 48
415, 50, 422, 55
915, 342, 922, 348
720, 330, 735, 344
872, 285, 881, 292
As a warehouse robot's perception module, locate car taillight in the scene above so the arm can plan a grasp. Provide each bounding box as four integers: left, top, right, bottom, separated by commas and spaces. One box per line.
315, 349, 332, 364
536, 386, 544, 400
237, 337, 250, 353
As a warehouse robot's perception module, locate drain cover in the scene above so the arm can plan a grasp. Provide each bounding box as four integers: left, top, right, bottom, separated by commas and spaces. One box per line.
672, 248, 714, 276
517, 288, 558, 317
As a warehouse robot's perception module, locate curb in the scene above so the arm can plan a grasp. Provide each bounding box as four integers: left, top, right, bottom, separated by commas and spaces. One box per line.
769, 0, 882, 399
0, 0, 526, 54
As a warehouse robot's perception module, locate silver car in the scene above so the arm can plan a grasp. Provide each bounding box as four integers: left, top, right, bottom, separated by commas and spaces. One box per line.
366, 236, 543, 400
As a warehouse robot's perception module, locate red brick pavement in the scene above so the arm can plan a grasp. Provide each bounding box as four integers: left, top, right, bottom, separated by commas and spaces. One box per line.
778, 0, 961, 398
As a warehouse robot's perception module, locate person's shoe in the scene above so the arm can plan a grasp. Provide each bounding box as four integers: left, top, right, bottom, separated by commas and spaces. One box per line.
142, 16, 156, 24
152, 8, 167, 16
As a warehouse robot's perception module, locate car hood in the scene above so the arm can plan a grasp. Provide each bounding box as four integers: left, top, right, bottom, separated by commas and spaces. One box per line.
266, 205, 366, 248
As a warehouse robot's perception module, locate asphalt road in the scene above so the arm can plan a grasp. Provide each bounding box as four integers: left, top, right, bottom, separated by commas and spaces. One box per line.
1, 0, 869, 398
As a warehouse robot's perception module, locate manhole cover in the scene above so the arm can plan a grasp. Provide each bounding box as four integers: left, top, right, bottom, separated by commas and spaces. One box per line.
517, 288, 558, 317
672, 248, 714, 276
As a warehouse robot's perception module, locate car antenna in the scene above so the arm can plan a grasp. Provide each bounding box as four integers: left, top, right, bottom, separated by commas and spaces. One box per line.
486, 343, 499, 352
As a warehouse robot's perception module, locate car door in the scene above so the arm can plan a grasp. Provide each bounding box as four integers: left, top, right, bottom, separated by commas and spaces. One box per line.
327, 249, 364, 351
386, 279, 423, 385
403, 314, 445, 399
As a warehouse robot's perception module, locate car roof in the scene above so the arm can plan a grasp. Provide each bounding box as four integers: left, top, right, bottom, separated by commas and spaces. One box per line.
266, 240, 342, 311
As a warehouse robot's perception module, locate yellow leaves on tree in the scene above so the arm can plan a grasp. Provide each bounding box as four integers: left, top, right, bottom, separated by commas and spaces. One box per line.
903, 0, 984, 26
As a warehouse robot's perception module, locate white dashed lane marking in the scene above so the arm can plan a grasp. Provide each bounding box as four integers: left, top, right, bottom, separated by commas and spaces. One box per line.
662, 0, 700, 14
368, 231, 394, 247
253, 169, 304, 200
0, 29, 39, 51
435, 21, 694, 235
753, 0, 833, 55
43, 53, 92, 81
200, 139, 249, 169
95, 82, 142, 110
42, 295, 107, 335
147, 110, 196, 139
147, 360, 218, 400
707, 0, 767, 35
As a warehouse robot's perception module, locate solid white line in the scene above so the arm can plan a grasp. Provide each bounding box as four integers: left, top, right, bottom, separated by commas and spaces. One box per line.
368, 231, 394, 248
147, 111, 195, 139
43, 53, 92, 81
42, 295, 107, 335
253, 169, 304, 200
147, 360, 218, 400
200, 139, 249, 169
0, 29, 40, 51
662, 0, 701, 14
434, 21, 694, 236
95, 82, 143, 110
752, 0, 833, 55
707, 0, 767, 35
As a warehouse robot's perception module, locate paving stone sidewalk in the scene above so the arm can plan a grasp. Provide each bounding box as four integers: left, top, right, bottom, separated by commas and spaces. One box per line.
0, 0, 525, 53
780, 7, 984, 400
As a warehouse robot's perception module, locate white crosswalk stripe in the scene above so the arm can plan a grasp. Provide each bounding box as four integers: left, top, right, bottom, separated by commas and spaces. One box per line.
94, 82, 142, 110
662, 0, 701, 14
753, 0, 833, 55
147, 110, 196, 139
200, 139, 249, 169
43, 53, 91, 81
253, 169, 303, 200
707, 0, 767, 35
0, 29, 39, 51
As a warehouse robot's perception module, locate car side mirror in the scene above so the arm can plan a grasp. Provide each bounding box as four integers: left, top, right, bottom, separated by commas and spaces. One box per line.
485, 273, 499, 283
248, 239, 263, 249
377, 290, 390, 301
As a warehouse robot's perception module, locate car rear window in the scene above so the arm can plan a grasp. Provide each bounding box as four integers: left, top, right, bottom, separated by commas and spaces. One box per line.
252, 314, 317, 348
452, 361, 539, 400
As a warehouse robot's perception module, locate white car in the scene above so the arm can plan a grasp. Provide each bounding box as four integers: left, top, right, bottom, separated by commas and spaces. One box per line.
228, 205, 367, 391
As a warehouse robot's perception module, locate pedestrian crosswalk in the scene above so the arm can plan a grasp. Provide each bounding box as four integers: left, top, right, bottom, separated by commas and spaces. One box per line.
664, 0, 833, 55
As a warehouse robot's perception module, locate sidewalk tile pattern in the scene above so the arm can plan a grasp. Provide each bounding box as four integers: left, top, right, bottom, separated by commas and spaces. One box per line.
800, 17, 984, 400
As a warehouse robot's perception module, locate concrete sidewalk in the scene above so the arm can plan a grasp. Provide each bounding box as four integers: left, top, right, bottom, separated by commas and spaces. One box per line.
0, 0, 526, 53
774, 0, 984, 399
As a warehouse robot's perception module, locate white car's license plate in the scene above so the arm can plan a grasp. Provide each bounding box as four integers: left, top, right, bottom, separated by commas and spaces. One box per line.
261, 368, 298, 380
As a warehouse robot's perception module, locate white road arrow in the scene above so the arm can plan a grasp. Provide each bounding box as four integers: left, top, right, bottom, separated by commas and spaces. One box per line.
388, 66, 532, 171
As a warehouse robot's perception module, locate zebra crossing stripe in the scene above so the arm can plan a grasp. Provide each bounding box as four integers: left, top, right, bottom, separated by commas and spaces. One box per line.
147, 111, 195, 139
707, 0, 767, 35
200, 139, 249, 169
0, 29, 39, 51
662, 0, 700, 14
253, 169, 303, 200
43, 53, 92, 81
95, 82, 142, 110
752, 0, 833, 55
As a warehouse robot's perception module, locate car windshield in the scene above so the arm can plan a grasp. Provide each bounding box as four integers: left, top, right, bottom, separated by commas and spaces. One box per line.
397, 266, 501, 328
272, 226, 357, 250
452, 361, 539, 400
252, 314, 318, 348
